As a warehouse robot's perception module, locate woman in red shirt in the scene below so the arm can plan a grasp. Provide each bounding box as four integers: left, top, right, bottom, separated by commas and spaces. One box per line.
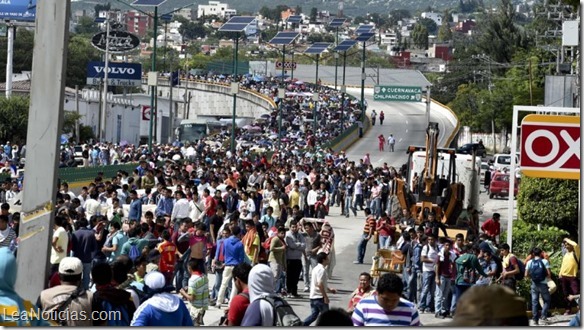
376, 213, 396, 250
378, 134, 385, 152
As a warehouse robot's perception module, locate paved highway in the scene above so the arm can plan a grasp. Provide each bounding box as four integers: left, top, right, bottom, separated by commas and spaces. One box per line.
205, 84, 459, 326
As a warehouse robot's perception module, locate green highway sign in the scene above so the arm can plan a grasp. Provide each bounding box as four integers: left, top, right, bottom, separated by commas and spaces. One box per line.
374, 85, 423, 102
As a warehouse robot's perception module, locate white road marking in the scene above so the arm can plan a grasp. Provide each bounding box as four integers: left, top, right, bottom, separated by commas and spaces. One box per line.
406, 129, 408, 133
399, 138, 403, 142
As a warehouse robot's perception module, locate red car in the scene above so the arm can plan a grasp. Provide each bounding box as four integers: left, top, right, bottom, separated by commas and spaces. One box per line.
489, 172, 519, 199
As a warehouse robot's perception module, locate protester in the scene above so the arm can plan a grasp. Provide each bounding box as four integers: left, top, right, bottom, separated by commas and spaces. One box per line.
240, 264, 275, 326
351, 272, 420, 326
303, 252, 337, 326
560, 237, 580, 315
347, 272, 375, 313
38, 257, 93, 326
180, 259, 209, 326
226, 263, 253, 326
525, 247, 552, 325
131, 271, 193, 326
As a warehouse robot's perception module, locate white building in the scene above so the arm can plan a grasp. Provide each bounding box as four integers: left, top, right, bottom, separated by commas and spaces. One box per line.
197, 1, 236, 19
421, 12, 443, 26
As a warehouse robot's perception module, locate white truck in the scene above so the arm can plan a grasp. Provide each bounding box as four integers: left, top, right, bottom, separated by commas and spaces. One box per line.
408, 151, 481, 210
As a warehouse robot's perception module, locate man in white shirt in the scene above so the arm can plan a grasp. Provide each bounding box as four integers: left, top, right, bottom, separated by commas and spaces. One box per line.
50, 216, 69, 276
237, 191, 256, 214
84, 192, 101, 219
353, 177, 364, 211
419, 234, 438, 313
171, 190, 191, 222
306, 184, 319, 218
303, 252, 337, 326
189, 191, 205, 222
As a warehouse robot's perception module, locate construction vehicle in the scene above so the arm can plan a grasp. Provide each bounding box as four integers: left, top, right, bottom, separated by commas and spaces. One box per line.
390, 122, 466, 227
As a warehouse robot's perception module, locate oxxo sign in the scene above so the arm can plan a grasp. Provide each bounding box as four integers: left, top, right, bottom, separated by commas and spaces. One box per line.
520, 114, 580, 180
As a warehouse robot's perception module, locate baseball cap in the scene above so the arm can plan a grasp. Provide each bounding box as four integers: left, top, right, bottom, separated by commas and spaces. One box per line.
58, 257, 83, 276
449, 285, 527, 326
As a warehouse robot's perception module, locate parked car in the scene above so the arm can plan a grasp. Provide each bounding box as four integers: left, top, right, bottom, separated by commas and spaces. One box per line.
489, 172, 519, 199
457, 143, 487, 158
492, 153, 519, 172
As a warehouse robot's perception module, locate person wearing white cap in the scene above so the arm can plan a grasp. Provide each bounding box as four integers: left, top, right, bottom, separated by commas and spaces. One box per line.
130, 271, 193, 326
38, 256, 93, 326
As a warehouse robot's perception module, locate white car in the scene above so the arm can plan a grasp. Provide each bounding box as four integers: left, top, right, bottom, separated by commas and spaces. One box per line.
480, 162, 489, 184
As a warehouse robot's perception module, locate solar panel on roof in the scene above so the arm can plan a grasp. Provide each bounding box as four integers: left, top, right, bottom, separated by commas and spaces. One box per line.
356, 24, 374, 34
270, 31, 300, 45
304, 42, 331, 54
132, 0, 167, 6
226, 16, 256, 24
329, 18, 346, 27
334, 39, 357, 51
219, 16, 256, 32
355, 32, 375, 42
287, 15, 302, 23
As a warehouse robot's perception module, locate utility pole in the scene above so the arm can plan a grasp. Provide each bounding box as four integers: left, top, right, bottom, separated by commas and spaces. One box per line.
100, 12, 111, 142
5, 24, 14, 98
15, 0, 70, 302
75, 85, 80, 143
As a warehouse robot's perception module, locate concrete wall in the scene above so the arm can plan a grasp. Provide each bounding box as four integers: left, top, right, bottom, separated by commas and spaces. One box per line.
147, 79, 277, 120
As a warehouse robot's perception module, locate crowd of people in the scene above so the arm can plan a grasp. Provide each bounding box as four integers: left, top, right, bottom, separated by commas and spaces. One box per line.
0, 73, 580, 327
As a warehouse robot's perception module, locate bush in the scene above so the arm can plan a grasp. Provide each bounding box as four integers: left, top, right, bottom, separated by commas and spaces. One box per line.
517, 176, 578, 234
501, 220, 569, 311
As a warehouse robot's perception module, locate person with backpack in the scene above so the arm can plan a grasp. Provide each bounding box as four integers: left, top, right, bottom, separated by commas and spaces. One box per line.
499, 243, 522, 291
303, 252, 338, 326
240, 264, 277, 326
38, 257, 93, 326
226, 263, 253, 326
407, 231, 423, 304
131, 271, 193, 326
525, 247, 552, 325
452, 244, 487, 314
90, 262, 136, 326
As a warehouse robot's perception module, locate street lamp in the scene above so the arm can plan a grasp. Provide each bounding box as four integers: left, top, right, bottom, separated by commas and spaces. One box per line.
303, 42, 331, 131
218, 16, 256, 153
355, 25, 375, 138
328, 17, 347, 90
117, 0, 195, 152
332, 39, 357, 133
269, 31, 300, 149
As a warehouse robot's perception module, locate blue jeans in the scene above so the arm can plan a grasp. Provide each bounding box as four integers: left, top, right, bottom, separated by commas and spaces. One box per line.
353, 194, 363, 210
370, 198, 381, 217
344, 196, 353, 216
407, 268, 420, 303
82, 263, 92, 290
569, 313, 580, 326
329, 188, 338, 206
434, 275, 452, 314
211, 268, 223, 300
378, 235, 390, 250
303, 298, 329, 326
453, 284, 471, 312
419, 271, 436, 311
531, 282, 551, 321
356, 234, 369, 263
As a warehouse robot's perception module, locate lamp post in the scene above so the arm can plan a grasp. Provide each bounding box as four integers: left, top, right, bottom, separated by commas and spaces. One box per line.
278, 88, 285, 150
230, 36, 239, 153
114, 0, 195, 153
312, 92, 319, 134
359, 41, 366, 138
100, 12, 111, 142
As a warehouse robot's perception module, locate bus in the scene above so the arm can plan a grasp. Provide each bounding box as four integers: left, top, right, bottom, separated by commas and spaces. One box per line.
177, 119, 208, 143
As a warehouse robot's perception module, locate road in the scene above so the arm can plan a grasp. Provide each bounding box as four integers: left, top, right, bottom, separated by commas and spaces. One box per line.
204, 87, 459, 326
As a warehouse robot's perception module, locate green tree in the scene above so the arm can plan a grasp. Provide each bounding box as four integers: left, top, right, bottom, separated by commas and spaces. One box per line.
517, 177, 579, 234
437, 23, 453, 42
411, 24, 429, 49
75, 16, 99, 35
388, 10, 411, 27
418, 17, 438, 35
66, 35, 102, 88
0, 96, 29, 144
474, 0, 530, 63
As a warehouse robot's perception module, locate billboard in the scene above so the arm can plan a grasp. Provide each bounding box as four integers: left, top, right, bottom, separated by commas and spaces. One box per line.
86, 61, 142, 87
0, 0, 36, 22
520, 114, 580, 180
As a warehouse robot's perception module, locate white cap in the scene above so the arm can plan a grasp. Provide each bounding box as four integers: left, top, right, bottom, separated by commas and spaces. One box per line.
59, 257, 83, 276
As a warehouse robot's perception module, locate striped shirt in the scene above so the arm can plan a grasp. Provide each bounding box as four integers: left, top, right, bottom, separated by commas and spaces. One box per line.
187, 274, 209, 309
352, 296, 421, 326
363, 216, 376, 234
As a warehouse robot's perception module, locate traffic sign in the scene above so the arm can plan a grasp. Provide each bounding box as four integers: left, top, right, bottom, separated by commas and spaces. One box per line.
374, 85, 422, 102
142, 105, 152, 121
275, 61, 297, 70
520, 114, 580, 180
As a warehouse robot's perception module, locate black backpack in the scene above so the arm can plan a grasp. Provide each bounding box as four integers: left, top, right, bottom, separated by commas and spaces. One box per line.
259, 295, 303, 326
530, 259, 547, 283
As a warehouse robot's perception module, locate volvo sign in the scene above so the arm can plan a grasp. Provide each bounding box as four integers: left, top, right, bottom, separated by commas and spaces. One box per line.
91, 30, 140, 53
86, 61, 142, 87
